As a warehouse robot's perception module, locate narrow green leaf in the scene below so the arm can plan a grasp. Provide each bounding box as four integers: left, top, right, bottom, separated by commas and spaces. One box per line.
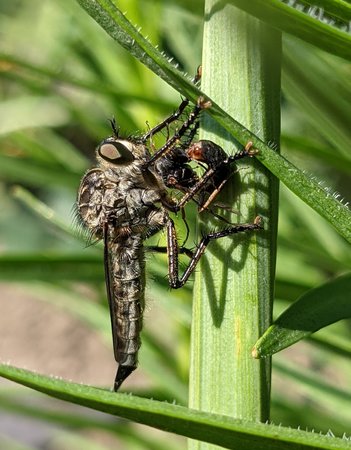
12, 186, 83, 240
300, 0, 351, 22
0, 364, 350, 450
2, 129, 88, 174
211, 111, 351, 244
0, 52, 174, 110
0, 254, 103, 281
272, 397, 351, 438
76, 0, 351, 244
253, 273, 351, 357
282, 39, 351, 157
281, 135, 351, 175
147, 0, 204, 16
76, 0, 198, 100
0, 389, 151, 438
0, 156, 79, 188
228, 0, 351, 61
0, 96, 69, 135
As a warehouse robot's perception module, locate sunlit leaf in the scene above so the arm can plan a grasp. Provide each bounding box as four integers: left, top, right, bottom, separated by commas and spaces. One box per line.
254, 273, 351, 357
0, 364, 350, 450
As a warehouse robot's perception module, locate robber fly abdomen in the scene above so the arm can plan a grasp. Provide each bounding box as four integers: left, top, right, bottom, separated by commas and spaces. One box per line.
78, 138, 168, 390
105, 234, 144, 389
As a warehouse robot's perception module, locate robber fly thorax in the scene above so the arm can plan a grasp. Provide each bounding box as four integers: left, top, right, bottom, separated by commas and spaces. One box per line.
77, 81, 262, 391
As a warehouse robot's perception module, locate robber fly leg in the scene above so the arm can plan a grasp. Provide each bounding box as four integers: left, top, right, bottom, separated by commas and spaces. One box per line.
141, 98, 190, 143
141, 68, 202, 143
146, 96, 211, 167
167, 216, 263, 289
147, 245, 194, 259
182, 121, 199, 150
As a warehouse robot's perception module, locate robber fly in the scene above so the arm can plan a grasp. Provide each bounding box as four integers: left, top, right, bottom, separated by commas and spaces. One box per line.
77, 92, 262, 391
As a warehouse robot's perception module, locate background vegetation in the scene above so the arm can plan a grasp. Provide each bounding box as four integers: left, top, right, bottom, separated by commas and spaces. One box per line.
0, 0, 350, 449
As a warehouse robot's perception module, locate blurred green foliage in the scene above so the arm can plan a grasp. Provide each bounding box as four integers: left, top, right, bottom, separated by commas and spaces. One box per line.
0, 0, 350, 449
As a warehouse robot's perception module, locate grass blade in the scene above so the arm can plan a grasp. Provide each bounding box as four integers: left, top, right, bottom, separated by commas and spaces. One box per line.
0, 254, 102, 281
0, 364, 350, 450
300, 0, 351, 22
228, 0, 351, 61
253, 273, 351, 357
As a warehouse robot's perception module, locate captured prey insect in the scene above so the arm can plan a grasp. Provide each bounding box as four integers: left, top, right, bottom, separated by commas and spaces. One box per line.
77, 94, 262, 391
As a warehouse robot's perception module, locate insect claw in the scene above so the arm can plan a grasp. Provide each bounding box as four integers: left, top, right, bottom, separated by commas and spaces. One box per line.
197, 96, 212, 110
114, 365, 136, 391
245, 141, 253, 151
245, 141, 259, 156
195, 65, 202, 82
254, 215, 263, 228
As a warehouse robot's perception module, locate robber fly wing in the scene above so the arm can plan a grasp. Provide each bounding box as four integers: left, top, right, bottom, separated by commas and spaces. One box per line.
103, 222, 119, 361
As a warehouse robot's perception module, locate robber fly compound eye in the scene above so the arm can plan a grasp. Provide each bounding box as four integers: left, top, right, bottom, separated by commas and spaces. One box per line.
98, 140, 135, 164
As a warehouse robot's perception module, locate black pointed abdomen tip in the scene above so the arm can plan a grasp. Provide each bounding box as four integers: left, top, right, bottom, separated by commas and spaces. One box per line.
114, 365, 136, 391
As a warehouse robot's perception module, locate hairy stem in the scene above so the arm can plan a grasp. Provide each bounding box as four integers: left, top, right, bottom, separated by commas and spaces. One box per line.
189, 2, 281, 448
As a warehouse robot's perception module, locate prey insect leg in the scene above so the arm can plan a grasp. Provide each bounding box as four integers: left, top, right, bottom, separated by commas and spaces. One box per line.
186, 140, 258, 213
199, 142, 258, 212
175, 165, 217, 210
166, 216, 262, 289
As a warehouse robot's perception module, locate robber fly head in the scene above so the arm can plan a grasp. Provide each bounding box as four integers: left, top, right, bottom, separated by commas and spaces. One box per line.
96, 137, 135, 165
96, 137, 150, 168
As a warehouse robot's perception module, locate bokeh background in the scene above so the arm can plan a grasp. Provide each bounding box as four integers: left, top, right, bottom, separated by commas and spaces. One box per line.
0, 1, 350, 449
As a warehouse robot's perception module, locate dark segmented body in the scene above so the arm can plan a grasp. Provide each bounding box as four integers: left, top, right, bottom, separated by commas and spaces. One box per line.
77, 139, 168, 390
155, 146, 199, 192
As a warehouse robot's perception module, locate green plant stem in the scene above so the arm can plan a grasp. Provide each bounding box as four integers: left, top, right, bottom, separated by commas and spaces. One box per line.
189, 2, 281, 447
